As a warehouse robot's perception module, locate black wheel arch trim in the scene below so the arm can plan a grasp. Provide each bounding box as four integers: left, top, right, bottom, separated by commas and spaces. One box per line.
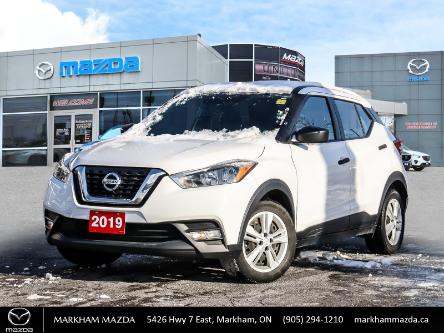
236, 179, 295, 246
375, 171, 408, 229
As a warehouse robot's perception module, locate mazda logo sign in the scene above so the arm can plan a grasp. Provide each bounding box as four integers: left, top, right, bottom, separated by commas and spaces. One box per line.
35, 61, 54, 80
8, 308, 31, 326
407, 59, 430, 76
102, 172, 122, 192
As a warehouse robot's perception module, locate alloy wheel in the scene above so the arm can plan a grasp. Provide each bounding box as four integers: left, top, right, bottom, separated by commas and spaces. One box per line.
385, 198, 403, 246
242, 211, 289, 272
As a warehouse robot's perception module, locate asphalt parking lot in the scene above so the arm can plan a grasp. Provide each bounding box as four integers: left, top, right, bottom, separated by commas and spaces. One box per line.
0, 167, 443, 306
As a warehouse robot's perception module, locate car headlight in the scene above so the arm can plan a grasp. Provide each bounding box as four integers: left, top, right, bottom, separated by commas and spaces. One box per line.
53, 153, 75, 183
170, 160, 257, 189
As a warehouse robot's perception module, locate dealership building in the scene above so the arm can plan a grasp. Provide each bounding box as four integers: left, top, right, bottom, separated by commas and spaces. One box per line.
336, 51, 444, 166
0, 35, 306, 167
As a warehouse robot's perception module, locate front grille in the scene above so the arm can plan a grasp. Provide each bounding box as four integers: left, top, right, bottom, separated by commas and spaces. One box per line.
402, 154, 411, 161
54, 217, 183, 243
423, 155, 430, 161
84, 166, 150, 200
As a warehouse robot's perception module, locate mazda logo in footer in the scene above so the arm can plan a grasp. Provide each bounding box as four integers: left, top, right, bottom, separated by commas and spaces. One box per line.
35, 61, 54, 80
102, 172, 122, 192
8, 308, 31, 326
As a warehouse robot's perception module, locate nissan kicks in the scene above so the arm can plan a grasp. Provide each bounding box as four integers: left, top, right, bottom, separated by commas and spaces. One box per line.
44, 81, 408, 283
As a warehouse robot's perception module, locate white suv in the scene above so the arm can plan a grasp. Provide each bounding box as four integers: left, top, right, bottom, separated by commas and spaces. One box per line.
44, 82, 408, 283
402, 146, 431, 171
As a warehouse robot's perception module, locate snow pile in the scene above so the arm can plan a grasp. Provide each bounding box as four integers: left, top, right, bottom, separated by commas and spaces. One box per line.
27, 294, 51, 300
45, 273, 61, 283
332, 259, 381, 269
402, 289, 420, 297
99, 294, 110, 299
125, 82, 291, 138
127, 127, 276, 144
69, 297, 84, 302
299, 250, 395, 270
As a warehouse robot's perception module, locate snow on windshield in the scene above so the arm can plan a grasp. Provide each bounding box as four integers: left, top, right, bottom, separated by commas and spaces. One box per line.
123, 127, 278, 143
125, 82, 293, 139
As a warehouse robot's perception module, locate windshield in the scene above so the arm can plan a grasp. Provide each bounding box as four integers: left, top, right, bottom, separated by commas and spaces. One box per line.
142, 93, 291, 136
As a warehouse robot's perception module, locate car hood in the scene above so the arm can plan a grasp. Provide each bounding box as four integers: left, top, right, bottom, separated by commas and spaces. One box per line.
72, 134, 269, 174
403, 149, 428, 156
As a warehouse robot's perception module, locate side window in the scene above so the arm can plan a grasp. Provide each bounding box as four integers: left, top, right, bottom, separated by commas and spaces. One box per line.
295, 96, 335, 141
335, 100, 365, 139
355, 104, 373, 136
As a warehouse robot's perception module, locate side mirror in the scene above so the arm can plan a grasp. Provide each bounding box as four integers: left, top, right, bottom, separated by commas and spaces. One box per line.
291, 126, 329, 144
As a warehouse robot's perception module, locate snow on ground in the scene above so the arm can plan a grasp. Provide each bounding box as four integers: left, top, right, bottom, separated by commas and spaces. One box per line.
27, 294, 51, 300
299, 250, 393, 269
0, 249, 442, 306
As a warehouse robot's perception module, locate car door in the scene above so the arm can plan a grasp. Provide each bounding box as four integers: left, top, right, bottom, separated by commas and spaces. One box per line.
289, 95, 352, 236
334, 100, 388, 229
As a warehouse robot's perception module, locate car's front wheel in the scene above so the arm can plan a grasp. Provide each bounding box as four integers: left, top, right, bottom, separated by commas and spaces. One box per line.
222, 201, 296, 283
57, 247, 122, 266
365, 189, 405, 254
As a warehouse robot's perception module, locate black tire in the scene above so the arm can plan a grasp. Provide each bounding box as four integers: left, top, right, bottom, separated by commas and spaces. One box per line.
365, 189, 405, 254
413, 166, 424, 171
225, 201, 296, 283
57, 246, 121, 266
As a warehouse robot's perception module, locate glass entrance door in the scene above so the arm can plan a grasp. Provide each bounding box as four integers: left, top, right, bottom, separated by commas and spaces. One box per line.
50, 112, 96, 163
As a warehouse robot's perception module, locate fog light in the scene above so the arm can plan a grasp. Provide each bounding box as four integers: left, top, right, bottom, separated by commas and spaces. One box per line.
188, 230, 222, 241
44, 210, 59, 232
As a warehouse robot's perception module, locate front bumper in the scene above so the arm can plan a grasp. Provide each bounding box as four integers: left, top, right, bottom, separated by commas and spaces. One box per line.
44, 165, 259, 246
411, 157, 431, 167
45, 210, 240, 260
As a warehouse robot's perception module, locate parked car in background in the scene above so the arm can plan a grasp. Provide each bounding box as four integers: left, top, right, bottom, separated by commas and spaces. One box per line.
402, 145, 431, 171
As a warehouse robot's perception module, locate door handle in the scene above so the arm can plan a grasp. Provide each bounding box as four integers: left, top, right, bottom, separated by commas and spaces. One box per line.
378, 144, 387, 150
338, 157, 350, 165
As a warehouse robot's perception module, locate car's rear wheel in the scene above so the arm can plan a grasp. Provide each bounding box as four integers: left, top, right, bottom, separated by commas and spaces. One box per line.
365, 189, 405, 254
222, 201, 296, 283
57, 246, 121, 266
413, 166, 424, 171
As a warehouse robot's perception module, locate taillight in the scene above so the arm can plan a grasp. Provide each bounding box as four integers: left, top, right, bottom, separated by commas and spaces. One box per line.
393, 139, 402, 155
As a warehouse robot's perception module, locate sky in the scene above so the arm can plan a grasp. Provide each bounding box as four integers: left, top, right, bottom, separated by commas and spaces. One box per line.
1, 0, 444, 84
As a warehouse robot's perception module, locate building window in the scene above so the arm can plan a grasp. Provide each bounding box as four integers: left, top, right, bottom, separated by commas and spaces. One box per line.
2, 113, 47, 148
213, 44, 228, 59
254, 45, 280, 63
97, 89, 183, 135
142, 108, 156, 119
99, 109, 141, 135
2, 149, 47, 167
2, 96, 48, 167
229, 44, 253, 59
229, 61, 253, 82
2, 96, 47, 113
100, 91, 141, 108
143, 89, 181, 107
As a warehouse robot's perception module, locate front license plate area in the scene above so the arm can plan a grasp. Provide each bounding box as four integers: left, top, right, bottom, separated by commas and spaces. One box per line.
89, 210, 126, 235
